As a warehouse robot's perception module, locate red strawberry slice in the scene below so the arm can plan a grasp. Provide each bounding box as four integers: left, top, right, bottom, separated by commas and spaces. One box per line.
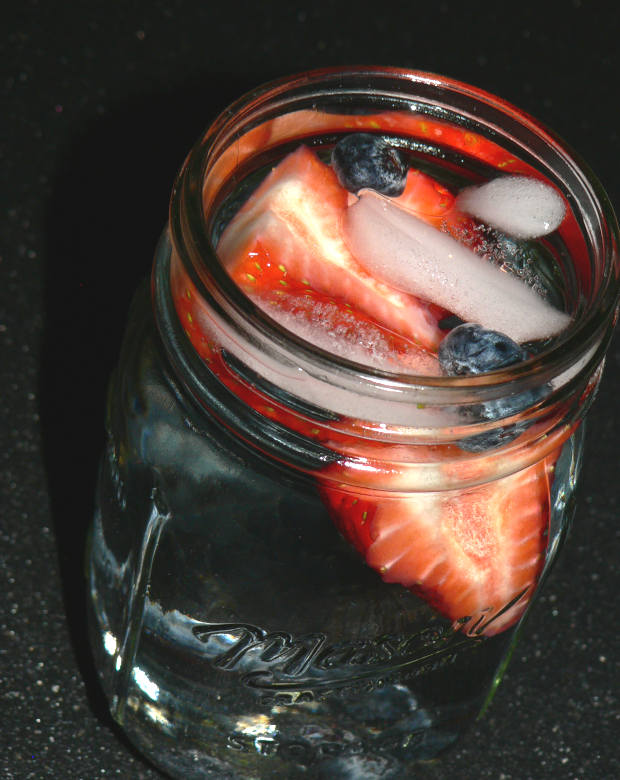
393, 168, 489, 259
212, 108, 529, 175
218, 145, 444, 351
320, 454, 555, 637
230, 239, 440, 375
394, 168, 456, 224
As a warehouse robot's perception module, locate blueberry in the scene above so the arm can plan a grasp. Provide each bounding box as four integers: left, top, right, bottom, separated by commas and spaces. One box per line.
458, 427, 524, 453
438, 323, 528, 375
439, 323, 547, 452
457, 411, 532, 453
331, 133, 407, 196
438, 314, 465, 332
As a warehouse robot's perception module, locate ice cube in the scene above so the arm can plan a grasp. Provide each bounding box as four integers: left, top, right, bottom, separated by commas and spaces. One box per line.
456, 176, 565, 239
344, 191, 570, 343
252, 292, 439, 376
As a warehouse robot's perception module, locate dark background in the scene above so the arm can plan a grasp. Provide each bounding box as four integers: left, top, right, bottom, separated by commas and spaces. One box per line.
2, 2, 619, 778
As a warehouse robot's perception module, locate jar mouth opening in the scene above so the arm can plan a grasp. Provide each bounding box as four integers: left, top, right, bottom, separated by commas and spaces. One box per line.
169, 66, 619, 404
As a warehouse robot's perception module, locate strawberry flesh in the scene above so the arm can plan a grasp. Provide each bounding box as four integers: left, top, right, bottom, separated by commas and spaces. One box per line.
218, 145, 444, 352
230, 239, 439, 375
394, 168, 456, 224
321, 455, 553, 637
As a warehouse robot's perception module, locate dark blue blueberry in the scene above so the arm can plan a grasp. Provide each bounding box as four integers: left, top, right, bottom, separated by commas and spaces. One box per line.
438, 314, 465, 332
331, 133, 407, 196
438, 323, 548, 452
438, 323, 528, 375
457, 415, 530, 453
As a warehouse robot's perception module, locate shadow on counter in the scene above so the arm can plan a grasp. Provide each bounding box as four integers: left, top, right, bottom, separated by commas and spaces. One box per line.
38, 70, 276, 765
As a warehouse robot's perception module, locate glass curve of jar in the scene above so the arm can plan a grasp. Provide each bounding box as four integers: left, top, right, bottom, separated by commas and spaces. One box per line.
87, 67, 619, 779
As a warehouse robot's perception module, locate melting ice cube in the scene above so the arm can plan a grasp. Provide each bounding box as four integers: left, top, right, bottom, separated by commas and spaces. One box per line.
252, 291, 439, 376
456, 176, 565, 239
344, 191, 570, 343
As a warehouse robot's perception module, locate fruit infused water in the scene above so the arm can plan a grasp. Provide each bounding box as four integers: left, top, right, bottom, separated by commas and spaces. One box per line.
88, 69, 619, 779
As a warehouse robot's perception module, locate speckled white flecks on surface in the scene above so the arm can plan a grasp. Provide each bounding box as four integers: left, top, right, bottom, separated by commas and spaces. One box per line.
2, 2, 620, 779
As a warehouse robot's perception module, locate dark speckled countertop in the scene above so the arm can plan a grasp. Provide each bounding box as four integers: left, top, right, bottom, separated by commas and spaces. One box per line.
2, 2, 619, 778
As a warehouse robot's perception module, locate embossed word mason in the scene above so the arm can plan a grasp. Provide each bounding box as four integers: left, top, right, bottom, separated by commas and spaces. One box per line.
192, 621, 479, 696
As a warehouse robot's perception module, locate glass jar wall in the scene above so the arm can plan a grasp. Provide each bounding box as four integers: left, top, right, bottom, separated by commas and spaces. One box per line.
88, 68, 619, 779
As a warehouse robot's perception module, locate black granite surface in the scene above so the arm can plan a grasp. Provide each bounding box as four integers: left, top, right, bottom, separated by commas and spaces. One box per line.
2, 2, 619, 778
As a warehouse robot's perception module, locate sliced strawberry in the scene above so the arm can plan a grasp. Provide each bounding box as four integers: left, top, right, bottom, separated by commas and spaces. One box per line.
230, 239, 440, 375
394, 168, 456, 225
172, 262, 429, 446
392, 168, 490, 260
326, 493, 377, 558
247, 109, 536, 176
320, 453, 555, 637
218, 145, 444, 351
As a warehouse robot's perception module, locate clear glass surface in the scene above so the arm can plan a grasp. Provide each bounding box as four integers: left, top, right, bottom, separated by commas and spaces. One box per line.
88, 67, 619, 779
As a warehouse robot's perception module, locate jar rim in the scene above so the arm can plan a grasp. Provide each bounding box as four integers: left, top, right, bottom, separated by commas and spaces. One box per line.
167, 66, 619, 412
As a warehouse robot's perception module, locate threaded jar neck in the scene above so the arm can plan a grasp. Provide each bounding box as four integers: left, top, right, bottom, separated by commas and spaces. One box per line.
155, 67, 619, 480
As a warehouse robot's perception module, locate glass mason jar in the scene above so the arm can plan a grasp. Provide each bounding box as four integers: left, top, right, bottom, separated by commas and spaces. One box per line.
87, 68, 619, 779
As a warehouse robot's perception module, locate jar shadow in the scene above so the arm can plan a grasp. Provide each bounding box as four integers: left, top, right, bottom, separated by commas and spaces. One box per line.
38, 72, 273, 745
